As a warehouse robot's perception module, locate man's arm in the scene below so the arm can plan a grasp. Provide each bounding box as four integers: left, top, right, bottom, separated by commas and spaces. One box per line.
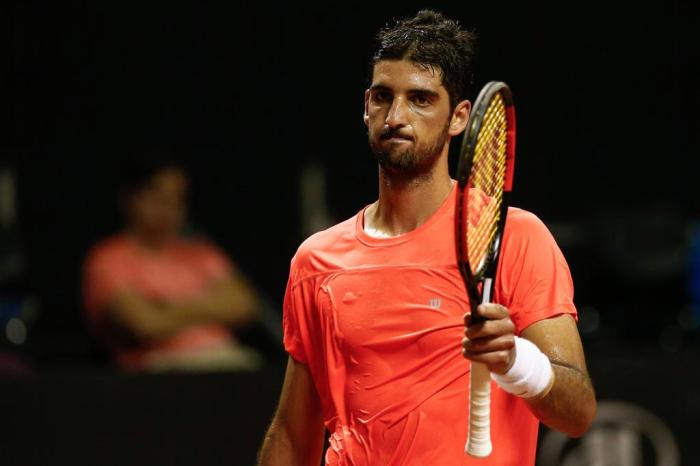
103, 275, 258, 344
462, 306, 596, 437
520, 314, 596, 437
105, 291, 207, 343
184, 272, 259, 327
258, 357, 325, 466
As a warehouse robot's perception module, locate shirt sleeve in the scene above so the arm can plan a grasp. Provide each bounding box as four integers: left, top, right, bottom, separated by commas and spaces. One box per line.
495, 209, 577, 334
82, 246, 131, 323
282, 271, 309, 364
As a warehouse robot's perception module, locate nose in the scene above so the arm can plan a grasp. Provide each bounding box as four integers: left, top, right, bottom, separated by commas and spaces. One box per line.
386, 97, 409, 128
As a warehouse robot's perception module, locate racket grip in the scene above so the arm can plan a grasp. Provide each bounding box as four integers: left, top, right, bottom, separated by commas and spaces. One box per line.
465, 362, 492, 457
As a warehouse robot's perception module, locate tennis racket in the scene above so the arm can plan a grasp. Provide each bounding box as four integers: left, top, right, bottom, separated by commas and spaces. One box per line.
455, 81, 516, 458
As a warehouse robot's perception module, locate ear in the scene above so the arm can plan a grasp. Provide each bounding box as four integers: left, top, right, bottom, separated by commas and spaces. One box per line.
363, 89, 370, 127
448, 99, 471, 137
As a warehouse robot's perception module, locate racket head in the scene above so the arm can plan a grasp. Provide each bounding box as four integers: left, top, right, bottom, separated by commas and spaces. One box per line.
455, 81, 516, 310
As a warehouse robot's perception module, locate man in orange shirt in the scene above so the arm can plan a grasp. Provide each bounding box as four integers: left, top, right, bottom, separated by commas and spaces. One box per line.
83, 152, 261, 371
259, 10, 596, 465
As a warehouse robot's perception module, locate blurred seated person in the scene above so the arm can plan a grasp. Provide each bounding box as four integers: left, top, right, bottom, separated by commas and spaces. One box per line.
82, 152, 261, 372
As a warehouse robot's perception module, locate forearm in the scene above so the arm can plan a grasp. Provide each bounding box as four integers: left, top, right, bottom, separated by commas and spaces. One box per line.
258, 422, 294, 466
152, 302, 214, 335
182, 277, 259, 327
112, 289, 257, 345
525, 362, 596, 437
108, 293, 210, 343
462, 309, 596, 437
258, 358, 325, 466
258, 420, 323, 466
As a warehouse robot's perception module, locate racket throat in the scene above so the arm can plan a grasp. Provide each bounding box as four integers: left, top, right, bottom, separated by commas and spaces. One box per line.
481, 277, 493, 304
468, 278, 492, 325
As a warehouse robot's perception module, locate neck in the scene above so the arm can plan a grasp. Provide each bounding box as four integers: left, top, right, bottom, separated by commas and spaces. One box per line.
127, 228, 173, 251
365, 152, 452, 237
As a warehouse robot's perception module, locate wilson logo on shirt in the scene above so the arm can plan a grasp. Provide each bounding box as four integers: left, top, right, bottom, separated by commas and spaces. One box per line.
428, 298, 442, 309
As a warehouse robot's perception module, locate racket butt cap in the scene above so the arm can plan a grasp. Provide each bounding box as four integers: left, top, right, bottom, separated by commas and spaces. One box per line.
466, 441, 493, 458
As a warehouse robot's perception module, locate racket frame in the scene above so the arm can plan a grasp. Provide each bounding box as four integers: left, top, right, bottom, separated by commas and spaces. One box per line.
455, 81, 516, 458
455, 81, 516, 318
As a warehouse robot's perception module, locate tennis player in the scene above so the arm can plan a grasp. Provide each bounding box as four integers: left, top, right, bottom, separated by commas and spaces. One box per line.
258, 10, 595, 465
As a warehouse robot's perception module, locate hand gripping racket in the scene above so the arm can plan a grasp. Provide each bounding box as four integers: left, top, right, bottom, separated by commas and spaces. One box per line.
455, 81, 516, 458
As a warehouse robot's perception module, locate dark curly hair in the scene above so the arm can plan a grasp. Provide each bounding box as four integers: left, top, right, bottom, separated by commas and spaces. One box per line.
371, 10, 476, 110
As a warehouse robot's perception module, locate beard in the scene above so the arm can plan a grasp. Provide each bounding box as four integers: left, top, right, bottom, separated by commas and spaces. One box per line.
369, 123, 450, 177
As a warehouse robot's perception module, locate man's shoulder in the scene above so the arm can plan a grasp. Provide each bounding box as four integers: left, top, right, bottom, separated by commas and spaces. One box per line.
505, 207, 551, 235
503, 207, 561, 254
290, 213, 360, 279
85, 234, 132, 264
82, 234, 138, 282
297, 214, 359, 255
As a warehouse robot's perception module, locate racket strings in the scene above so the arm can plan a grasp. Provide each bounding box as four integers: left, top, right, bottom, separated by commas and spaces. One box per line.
467, 94, 508, 274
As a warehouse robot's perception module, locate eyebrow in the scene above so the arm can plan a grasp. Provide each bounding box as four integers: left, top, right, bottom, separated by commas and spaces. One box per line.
370, 84, 440, 99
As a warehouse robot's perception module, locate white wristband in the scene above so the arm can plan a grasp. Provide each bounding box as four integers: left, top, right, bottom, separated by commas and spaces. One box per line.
491, 336, 554, 399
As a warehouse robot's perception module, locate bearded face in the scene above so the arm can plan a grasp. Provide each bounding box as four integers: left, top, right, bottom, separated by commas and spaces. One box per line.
369, 120, 450, 175
365, 60, 455, 178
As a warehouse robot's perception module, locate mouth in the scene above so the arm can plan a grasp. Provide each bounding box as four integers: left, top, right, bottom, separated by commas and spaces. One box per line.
379, 127, 414, 143
385, 137, 412, 144
381, 134, 414, 143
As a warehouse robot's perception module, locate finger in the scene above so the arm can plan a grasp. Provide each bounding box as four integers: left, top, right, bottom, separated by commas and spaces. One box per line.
465, 317, 516, 340
464, 304, 508, 327
461, 348, 515, 374
475, 303, 509, 320
463, 312, 472, 327
462, 334, 515, 354
463, 311, 486, 326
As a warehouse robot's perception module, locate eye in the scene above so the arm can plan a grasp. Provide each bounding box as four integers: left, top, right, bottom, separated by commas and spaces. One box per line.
373, 90, 392, 103
411, 94, 431, 106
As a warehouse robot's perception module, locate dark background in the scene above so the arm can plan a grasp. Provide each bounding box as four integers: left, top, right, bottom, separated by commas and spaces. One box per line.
3, 1, 699, 465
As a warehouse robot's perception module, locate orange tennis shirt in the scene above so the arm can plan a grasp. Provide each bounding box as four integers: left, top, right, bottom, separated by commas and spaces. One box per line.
283, 184, 577, 465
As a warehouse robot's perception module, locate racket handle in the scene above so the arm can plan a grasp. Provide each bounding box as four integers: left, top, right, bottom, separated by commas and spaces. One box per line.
465, 361, 492, 457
